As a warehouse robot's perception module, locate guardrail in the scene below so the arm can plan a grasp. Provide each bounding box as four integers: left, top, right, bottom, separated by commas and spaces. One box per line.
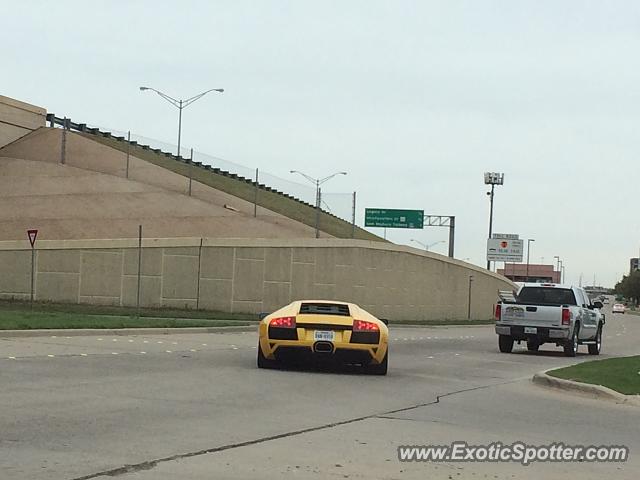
45, 114, 355, 227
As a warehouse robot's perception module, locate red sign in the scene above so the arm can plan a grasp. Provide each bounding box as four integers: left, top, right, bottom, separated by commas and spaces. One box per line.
27, 229, 38, 248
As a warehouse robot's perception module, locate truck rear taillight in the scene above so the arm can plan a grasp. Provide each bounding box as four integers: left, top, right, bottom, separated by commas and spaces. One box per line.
269, 316, 296, 328
494, 304, 502, 321
561, 308, 571, 325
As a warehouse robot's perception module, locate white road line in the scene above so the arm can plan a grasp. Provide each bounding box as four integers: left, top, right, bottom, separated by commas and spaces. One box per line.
8, 356, 16, 359
80, 354, 88, 357
97, 338, 103, 341
165, 350, 172, 353
202, 343, 208, 346
172, 342, 178, 345
51, 336, 57, 338
111, 352, 119, 355
157, 341, 164, 344
47, 354, 55, 358
143, 340, 149, 343
128, 340, 134, 343
112, 339, 118, 342
190, 349, 197, 352
140, 351, 147, 354
427, 356, 434, 359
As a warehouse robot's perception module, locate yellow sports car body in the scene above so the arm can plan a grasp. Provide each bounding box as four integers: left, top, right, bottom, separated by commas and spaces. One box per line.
257, 300, 389, 375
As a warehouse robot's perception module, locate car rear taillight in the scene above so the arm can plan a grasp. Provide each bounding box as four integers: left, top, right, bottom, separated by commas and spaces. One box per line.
494, 304, 502, 321
561, 308, 571, 325
353, 319, 379, 332
269, 316, 296, 328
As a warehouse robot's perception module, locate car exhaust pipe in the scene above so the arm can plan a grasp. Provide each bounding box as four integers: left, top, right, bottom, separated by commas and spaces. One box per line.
313, 341, 334, 353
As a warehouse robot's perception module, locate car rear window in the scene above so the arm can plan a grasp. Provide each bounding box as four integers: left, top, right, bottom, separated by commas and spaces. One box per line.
299, 303, 351, 316
517, 287, 577, 306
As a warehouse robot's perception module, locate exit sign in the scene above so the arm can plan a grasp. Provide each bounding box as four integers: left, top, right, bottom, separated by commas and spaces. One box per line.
364, 208, 424, 229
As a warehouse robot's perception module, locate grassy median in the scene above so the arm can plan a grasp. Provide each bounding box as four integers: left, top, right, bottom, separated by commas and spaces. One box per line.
548, 356, 640, 395
0, 300, 256, 330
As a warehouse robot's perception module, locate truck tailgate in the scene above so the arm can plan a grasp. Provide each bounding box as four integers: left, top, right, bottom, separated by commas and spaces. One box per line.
501, 304, 563, 327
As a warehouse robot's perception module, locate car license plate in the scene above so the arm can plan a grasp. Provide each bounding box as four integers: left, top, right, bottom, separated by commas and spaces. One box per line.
314, 330, 335, 342
524, 327, 537, 334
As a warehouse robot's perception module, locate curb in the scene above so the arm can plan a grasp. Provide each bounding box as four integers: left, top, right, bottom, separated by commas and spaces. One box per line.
532, 370, 640, 407
0, 325, 258, 338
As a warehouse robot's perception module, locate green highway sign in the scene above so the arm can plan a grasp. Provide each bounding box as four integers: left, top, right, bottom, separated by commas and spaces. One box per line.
364, 208, 424, 229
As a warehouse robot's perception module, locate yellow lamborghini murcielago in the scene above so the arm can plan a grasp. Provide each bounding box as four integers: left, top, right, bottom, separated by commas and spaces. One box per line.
257, 300, 389, 375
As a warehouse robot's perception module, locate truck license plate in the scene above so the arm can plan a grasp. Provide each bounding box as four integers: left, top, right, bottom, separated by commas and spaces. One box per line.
524, 327, 537, 334
314, 330, 335, 342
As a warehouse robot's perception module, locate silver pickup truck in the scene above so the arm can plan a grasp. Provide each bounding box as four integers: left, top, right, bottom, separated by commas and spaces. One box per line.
494, 283, 605, 357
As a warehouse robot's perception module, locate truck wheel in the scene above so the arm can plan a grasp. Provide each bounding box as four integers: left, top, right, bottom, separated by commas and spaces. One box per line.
498, 335, 514, 353
588, 325, 602, 355
257, 342, 278, 369
564, 325, 579, 357
527, 340, 540, 352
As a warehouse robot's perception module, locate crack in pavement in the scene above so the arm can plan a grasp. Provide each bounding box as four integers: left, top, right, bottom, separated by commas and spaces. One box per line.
70, 379, 521, 480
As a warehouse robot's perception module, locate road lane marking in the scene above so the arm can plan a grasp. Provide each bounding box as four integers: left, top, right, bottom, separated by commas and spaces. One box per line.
80, 354, 88, 357
111, 352, 119, 355
140, 351, 147, 354
190, 349, 197, 352
8, 356, 16, 359
47, 354, 55, 358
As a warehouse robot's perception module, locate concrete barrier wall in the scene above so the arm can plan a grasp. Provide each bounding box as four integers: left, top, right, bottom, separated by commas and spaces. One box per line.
0, 95, 46, 148
0, 238, 513, 321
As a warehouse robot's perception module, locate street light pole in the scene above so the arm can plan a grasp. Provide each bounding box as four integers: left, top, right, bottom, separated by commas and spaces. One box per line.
554, 255, 560, 282
139, 86, 224, 157
484, 172, 504, 270
290, 170, 347, 238
526, 239, 535, 282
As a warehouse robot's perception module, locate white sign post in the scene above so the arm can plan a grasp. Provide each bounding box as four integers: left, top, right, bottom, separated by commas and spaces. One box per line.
487, 237, 523, 263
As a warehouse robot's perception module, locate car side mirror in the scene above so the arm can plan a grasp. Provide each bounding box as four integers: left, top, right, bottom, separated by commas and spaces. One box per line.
258, 312, 270, 320
380, 318, 389, 326
593, 301, 603, 309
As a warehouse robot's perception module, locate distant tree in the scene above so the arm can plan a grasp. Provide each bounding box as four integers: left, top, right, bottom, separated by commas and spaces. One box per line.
614, 271, 640, 305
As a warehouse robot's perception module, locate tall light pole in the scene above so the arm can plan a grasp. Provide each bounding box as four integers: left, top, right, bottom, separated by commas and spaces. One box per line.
526, 238, 535, 282
139, 86, 224, 157
484, 172, 504, 270
290, 170, 347, 238
554, 255, 561, 282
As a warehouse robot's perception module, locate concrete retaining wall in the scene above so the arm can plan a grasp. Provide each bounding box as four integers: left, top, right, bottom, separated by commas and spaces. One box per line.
0, 238, 513, 321
0, 96, 46, 148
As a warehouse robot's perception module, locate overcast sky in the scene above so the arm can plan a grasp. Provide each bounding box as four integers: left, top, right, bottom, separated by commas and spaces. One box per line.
3, 1, 639, 287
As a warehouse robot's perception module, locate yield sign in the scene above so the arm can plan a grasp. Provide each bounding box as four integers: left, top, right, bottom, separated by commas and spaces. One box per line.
27, 229, 38, 248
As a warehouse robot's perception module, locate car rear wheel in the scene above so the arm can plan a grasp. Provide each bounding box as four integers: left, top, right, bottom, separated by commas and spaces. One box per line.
257, 342, 278, 369
588, 325, 602, 355
366, 352, 388, 375
564, 325, 579, 357
498, 335, 514, 353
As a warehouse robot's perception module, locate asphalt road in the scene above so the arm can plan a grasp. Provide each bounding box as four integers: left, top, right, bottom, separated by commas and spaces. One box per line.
1, 304, 639, 480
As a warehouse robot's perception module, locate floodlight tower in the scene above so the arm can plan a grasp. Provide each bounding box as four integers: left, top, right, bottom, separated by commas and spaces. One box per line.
484, 172, 504, 270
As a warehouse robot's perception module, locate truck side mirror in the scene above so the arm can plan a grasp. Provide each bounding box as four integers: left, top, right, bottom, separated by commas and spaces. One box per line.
593, 301, 603, 309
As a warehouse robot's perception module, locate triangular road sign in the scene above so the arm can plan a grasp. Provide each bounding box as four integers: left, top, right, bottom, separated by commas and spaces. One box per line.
27, 229, 38, 248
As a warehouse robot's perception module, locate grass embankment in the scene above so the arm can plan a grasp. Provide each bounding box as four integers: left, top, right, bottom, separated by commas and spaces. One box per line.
548, 356, 640, 395
0, 300, 256, 330
85, 134, 382, 241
